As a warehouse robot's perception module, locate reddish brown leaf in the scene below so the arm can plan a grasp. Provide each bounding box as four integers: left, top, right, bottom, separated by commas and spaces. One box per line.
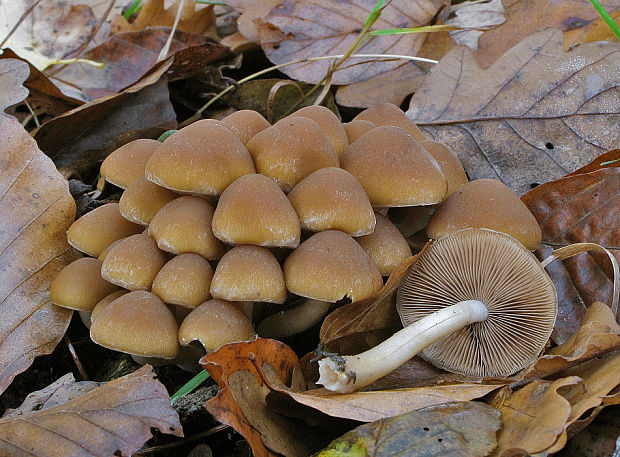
407, 29, 619, 195
0, 59, 29, 118
0, 365, 183, 456
226, 0, 281, 43
522, 168, 619, 341
566, 149, 620, 176
0, 116, 77, 395
563, 10, 620, 50
475, 0, 620, 68
201, 338, 320, 457
258, 0, 447, 85
33, 60, 177, 179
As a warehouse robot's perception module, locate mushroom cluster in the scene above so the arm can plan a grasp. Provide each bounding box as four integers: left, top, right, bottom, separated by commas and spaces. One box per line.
50, 103, 473, 368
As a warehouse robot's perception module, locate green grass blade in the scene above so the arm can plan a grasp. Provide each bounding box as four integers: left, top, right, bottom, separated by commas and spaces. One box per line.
588, 0, 620, 39
171, 370, 211, 403
364, 0, 386, 28
157, 130, 177, 142
600, 159, 620, 166
123, 0, 143, 20
195, 0, 229, 5
369, 24, 456, 36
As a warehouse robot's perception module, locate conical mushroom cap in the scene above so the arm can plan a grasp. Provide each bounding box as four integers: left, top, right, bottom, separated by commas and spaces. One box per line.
119, 176, 178, 225
420, 140, 468, 197
352, 102, 426, 142
284, 230, 383, 303
427, 179, 542, 250
152, 253, 214, 308
212, 174, 301, 248
148, 196, 225, 259
289, 105, 348, 157
145, 120, 256, 196
101, 233, 169, 290
178, 299, 256, 351
246, 117, 339, 192
210, 245, 286, 304
100, 139, 159, 189
67, 203, 143, 257
341, 126, 447, 207
344, 120, 376, 144
220, 110, 270, 145
397, 228, 557, 377
287, 167, 375, 236
90, 291, 179, 358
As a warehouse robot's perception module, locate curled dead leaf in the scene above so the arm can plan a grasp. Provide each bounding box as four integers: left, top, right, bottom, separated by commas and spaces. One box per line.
0, 116, 77, 395
0, 59, 29, 118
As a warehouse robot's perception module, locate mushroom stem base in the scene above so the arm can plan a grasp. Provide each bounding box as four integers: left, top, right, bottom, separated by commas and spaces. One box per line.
317, 300, 488, 393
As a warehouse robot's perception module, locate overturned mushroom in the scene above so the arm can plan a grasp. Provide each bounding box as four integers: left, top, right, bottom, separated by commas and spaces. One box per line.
317, 228, 557, 393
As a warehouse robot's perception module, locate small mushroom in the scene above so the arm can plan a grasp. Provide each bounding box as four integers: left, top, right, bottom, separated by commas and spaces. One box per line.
352, 102, 426, 142
419, 140, 468, 197
90, 289, 129, 324
343, 120, 376, 144
257, 298, 332, 339
317, 228, 557, 393
152, 253, 214, 309
287, 167, 375, 236
100, 139, 160, 189
289, 105, 348, 157
119, 176, 178, 226
427, 179, 542, 250
220, 110, 271, 145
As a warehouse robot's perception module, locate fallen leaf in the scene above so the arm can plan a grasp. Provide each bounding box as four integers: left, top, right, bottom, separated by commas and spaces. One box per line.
258, 0, 447, 86
111, 0, 217, 39
2, 373, 101, 418
563, 10, 620, 50
522, 167, 619, 342
202, 338, 322, 457
222, 78, 338, 123
474, 0, 620, 67
335, 31, 456, 108
0, 365, 183, 456
491, 377, 580, 456
407, 29, 620, 195
0, 59, 29, 118
445, 0, 506, 51
313, 401, 500, 457
48, 28, 231, 101
565, 149, 619, 176
226, 0, 281, 43
0, 116, 77, 395
33, 59, 177, 179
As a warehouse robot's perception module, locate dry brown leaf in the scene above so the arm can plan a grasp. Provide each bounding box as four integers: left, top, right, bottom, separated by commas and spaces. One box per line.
565, 149, 619, 176
226, 0, 281, 43
33, 59, 177, 179
445, 0, 506, 51
522, 167, 619, 342
491, 377, 580, 456
0, 116, 77, 395
202, 338, 321, 457
0, 365, 183, 456
564, 10, 620, 50
111, 0, 217, 39
48, 28, 231, 102
475, 0, 620, 67
258, 0, 447, 86
335, 31, 456, 108
0, 59, 29, 118
314, 401, 500, 457
407, 28, 619, 195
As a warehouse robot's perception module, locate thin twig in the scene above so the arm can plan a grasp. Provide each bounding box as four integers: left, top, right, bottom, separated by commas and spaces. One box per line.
64, 335, 90, 381
0, 0, 44, 48
157, 0, 186, 62
134, 424, 229, 455
24, 100, 40, 128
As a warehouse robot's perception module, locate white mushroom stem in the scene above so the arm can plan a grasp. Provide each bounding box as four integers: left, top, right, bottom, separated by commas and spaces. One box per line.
317, 300, 489, 393
258, 299, 331, 339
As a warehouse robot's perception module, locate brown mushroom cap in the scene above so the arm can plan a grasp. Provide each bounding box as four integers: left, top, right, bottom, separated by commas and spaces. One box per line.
340, 126, 447, 207
91, 290, 129, 323
152, 253, 214, 308
287, 167, 375, 236
145, 120, 256, 196
284, 230, 383, 303
352, 102, 426, 142
396, 228, 557, 377
289, 105, 348, 157
357, 212, 412, 276
100, 139, 160, 189
220, 110, 271, 145
119, 175, 178, 226
178, 299, 256, 351
426, 179, 542, 250
50, 257, 119, 311
67, 203, 143, 257
148, 196, 225, 259
101, 233, 169, 290
210, 245, 286, 304
344, 119, 376, 144
212, 174, 301, 248
420, 141, 468, 197
246, 117, 339, 192
90, 291, 179, 358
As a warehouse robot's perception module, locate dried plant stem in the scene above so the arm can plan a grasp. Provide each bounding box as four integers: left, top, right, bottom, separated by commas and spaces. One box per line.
317, 300, 488, 393
157, 0, 186, 62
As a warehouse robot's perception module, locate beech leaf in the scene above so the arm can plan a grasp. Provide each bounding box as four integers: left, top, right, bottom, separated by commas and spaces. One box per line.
0, 59, 29, 118
0, 116, 77, 395
313, 402, 500, 457
0, 365, 183, 457
407, 28, 620, 195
